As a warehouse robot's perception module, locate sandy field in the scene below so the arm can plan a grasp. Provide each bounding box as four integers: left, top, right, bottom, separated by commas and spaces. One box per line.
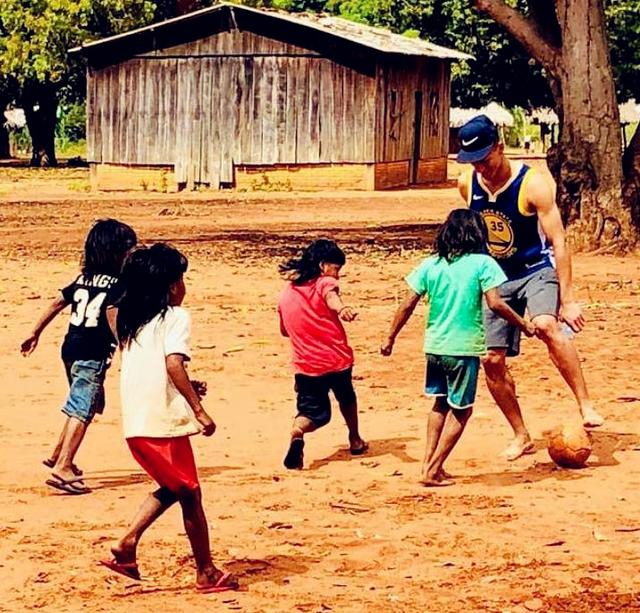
2, 165, 640, 612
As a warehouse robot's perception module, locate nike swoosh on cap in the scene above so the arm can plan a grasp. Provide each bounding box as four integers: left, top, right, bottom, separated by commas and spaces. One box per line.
462, 136, 479, 146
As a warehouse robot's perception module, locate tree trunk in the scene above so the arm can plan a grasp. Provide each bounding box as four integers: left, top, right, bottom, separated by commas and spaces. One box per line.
552, 0, 634, 250
475, 0, 638, 250
22, 82, 58, 167
0, 127, 8, 159
0, 95, 9, 159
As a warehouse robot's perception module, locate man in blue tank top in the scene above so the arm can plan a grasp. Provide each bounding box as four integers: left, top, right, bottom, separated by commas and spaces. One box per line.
456, 115, 604, 460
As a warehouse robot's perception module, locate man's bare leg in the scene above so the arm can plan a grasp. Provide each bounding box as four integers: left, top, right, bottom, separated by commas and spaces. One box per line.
421, 407, 473, 486
482, 349, 535, 460
534, 315, 604, 428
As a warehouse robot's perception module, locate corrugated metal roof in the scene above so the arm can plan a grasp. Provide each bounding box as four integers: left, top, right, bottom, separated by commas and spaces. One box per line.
70, 2, 472, 61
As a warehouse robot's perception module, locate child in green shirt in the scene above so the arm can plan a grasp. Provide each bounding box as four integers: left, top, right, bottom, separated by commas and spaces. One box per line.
381, 209, 535, 486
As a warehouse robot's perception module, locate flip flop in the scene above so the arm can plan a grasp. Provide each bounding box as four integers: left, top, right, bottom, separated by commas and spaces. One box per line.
349, 441, 369, 456
43, 459, 83, 476
46, 473, 91, 495
283, 438, 304, 469
99, 559, 141, 581
196, 572, 238, 594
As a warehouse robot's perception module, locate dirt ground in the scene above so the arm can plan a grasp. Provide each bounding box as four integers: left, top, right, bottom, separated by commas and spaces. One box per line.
2, 166, 640, 612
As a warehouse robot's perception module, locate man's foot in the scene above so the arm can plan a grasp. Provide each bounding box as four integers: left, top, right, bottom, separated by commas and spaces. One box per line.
501, 437, 536, 461
196, 568, 239, 594
349, 437, 369, 456
582, 406, 605, 428
283, 438, 305, 469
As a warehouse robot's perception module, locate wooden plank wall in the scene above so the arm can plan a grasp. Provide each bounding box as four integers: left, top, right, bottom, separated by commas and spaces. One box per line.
418, 59, 450, 159
87, 28, 378, 186
139, 30, 318, 57
375, 60, 418, 165
88, 59, 178, 166
374, 58, 450, 179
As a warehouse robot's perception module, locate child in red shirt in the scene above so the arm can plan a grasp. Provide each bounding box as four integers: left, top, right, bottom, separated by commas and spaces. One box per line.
278, 239, 367, 469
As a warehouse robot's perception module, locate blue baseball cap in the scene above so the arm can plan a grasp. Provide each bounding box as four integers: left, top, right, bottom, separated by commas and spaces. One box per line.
456, 114, 499, 163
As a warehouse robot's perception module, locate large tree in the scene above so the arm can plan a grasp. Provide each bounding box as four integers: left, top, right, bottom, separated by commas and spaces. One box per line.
474, 0, 639, 250
0, 0, 154, 166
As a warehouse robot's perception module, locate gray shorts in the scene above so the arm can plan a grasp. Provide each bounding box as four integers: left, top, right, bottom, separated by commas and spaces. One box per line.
483, 266, 559, 357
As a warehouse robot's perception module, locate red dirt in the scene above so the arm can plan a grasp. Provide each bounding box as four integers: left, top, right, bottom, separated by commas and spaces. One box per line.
2, 168, 640, 612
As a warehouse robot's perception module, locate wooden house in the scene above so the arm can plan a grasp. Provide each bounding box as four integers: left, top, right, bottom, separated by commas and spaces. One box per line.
71, 3, 470, 191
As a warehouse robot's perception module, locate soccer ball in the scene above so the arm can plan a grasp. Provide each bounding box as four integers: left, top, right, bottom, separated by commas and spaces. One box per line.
547, 424, 592, 468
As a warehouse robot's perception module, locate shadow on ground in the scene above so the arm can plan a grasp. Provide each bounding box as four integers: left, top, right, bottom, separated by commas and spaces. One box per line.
87, 465, 242, 490
308, 436, 419, 471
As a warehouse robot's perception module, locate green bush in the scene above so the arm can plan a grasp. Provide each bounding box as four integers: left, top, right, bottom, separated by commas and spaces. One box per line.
56, 102, 86, 145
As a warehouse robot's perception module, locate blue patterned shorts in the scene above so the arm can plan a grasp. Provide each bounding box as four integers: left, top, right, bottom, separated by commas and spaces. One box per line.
425, 354, 479, 409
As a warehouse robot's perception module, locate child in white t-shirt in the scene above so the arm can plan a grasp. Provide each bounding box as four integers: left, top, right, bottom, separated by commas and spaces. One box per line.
100, 243, 238, 594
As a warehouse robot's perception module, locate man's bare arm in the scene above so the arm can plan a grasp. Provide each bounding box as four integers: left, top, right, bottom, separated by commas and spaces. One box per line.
527, 173, 585, 331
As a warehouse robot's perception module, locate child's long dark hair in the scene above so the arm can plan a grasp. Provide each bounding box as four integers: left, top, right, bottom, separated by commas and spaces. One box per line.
117, 243, 188, 347
82, 219, 137, 277
279, 239, 346, 285
435, 209, 488, 262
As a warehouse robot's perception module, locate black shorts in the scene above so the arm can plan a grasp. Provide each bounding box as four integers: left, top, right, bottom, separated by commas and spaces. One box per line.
294, 368, 356, 428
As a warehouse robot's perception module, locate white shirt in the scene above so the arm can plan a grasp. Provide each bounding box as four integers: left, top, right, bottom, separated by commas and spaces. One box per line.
120, 306, 201, 439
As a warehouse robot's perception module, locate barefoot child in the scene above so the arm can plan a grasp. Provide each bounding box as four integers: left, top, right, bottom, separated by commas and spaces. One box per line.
381, 210, 535, 486
102, 243, 237, 594
278, 239, 367, 470
21, 219, 137, 494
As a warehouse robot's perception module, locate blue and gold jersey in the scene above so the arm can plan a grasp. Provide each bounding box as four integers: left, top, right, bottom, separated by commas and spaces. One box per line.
468, 162, 553, 279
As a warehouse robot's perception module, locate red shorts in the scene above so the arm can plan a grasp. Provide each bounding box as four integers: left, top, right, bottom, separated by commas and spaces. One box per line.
127, 436, 200, 493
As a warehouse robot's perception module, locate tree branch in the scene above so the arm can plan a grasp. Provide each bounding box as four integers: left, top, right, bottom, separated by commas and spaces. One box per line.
474, 0, 560, 74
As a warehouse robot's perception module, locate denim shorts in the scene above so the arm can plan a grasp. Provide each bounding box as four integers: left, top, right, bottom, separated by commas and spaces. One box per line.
483, 265, 559, 356
425, 354, 480, 409
62, 359, 108, 424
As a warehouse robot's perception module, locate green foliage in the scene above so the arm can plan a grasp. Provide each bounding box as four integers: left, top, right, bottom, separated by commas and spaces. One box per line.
0, 1, 155, 85
606, 0, 640, 101
57, 102, 86, 142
